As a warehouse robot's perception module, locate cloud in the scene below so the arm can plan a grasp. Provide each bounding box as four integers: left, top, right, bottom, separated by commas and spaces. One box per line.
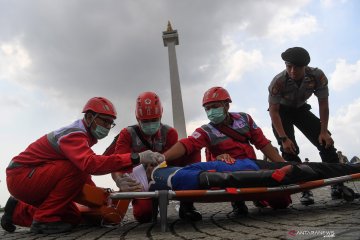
321, 0, 336, 7
0, 39, 32, 85
331, 98, 360, 156
0, 1, 316, 121
266, 11, 318, 42
329, 59, 360, 91
220, 37, 263, 84
186, 118, 207, 136
223, 0, 318, 43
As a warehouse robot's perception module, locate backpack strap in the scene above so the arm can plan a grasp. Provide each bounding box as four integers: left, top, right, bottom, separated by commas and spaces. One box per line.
103, 134, 120, 155
130, 125, 153, 150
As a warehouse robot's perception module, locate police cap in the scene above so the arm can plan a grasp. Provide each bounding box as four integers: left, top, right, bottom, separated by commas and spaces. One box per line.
281, 47, 310, 66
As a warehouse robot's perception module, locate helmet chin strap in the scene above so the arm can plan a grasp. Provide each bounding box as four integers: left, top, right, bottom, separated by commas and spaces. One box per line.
223, 106, 233, 125
86, 113, 99, 128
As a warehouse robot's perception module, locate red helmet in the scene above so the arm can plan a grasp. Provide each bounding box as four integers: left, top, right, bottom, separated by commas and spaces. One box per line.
135, 92, 163, 120
82, 97, 117, 119
202, 87, 232, 106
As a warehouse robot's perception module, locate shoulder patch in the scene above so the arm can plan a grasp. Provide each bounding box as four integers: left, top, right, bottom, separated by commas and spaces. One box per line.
191, 131, 201, 139
271, 78, 284, 95
271, 86, 279, 95
319, 74, 328, 87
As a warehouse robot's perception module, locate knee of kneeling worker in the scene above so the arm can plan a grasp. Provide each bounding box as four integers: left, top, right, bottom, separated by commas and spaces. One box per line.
133, 209, 152, 223
132, 199, 153, 223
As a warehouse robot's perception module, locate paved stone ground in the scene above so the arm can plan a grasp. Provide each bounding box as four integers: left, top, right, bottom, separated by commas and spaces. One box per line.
1, 183, 360, 240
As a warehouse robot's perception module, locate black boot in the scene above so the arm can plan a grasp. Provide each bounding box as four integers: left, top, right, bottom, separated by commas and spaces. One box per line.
331, 183, 357, 201
179, 202, 202, 221
331, 184, 343, 200
1, 196, 18, 233
229, 201, 248, 217
300, 190, 315, 206
30, 221, 73, 234
253, 200, 269, 208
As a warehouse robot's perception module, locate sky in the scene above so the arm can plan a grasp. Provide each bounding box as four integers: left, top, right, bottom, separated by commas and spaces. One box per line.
1, 0, 360, 207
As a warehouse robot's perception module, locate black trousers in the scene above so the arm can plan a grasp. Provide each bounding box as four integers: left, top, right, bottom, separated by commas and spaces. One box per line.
272, 104, 339, 163
201, 160, 360, 188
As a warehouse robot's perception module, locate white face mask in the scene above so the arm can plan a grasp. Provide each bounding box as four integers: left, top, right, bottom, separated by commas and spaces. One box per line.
206, 107, 226, 124
91, 124, 110, 139
139, 120, 161, 136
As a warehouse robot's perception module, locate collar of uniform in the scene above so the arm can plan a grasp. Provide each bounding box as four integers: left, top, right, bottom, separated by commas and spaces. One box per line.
229, 112, 241, 120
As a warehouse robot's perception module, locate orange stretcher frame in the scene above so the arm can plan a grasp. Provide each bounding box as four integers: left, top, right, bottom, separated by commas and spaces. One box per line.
110, 172, 360, 232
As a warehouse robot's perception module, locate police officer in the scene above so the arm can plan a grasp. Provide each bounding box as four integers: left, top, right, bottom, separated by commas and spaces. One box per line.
268, 47, 354, 205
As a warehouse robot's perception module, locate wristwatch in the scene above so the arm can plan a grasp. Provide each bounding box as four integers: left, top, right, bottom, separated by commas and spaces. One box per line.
130, 152, 140, 165
279, 136, 288, 143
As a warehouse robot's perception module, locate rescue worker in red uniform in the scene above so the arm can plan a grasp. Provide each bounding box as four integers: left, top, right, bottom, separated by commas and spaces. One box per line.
104, 92, 201, 222
164, 87, 289, 216
268, 47, 356, 205
1, 97, 163, 234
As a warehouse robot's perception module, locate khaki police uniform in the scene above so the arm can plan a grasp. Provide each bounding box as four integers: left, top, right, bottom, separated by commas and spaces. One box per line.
268, 67, 339, 163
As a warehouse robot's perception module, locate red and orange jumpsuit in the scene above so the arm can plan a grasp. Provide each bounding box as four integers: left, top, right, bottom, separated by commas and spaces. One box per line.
179, 112, 292, 208
105, 124, 200, 222
6, 119, 135, 227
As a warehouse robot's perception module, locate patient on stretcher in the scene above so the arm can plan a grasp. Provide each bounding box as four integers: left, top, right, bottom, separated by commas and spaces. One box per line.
130, 156, 360, 195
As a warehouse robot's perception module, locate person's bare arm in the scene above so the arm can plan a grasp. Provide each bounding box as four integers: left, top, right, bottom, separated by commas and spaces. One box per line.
269, 103, 296, 154
269, 103, 286, 137
163, 142, 186, 163
260, 143, 286, 162
112, 172, 143, 192
111, 171, 123, 182
318, 98, 334, 148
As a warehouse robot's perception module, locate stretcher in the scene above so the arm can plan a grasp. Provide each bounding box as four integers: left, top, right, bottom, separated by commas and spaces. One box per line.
110, 172, 360, 232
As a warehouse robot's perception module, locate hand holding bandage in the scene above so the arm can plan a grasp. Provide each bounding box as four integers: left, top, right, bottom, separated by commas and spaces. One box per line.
115, 174, 143, 192
129, 164, 150, 191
